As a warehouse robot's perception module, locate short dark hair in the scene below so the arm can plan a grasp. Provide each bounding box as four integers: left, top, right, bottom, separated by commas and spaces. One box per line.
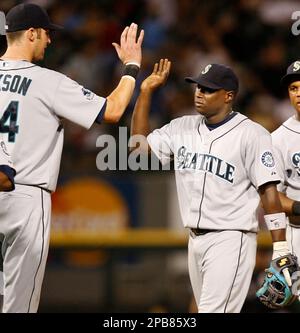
6, 30, 26, 44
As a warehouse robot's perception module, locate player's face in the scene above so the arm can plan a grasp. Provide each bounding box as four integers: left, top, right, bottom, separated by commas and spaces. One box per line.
33, 29, 51, 62
288, 81, 300, 119
194, 85, 230, 118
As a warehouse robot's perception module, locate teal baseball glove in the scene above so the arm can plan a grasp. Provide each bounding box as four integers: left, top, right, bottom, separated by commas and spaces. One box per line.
256, 254, 300, 309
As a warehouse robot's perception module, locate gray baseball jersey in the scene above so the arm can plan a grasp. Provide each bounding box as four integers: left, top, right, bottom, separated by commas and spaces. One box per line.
0, 60, 106, 192
148, 112, 279, 312
0, 60, 106, 312
148, 112, 280, 232
272, 116, 300, 258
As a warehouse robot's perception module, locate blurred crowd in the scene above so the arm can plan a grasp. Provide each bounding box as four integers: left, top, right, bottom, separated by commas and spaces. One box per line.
1, 0, 300, 166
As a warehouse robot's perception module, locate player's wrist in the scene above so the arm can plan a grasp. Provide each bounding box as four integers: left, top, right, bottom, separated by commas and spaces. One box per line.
264, 212, 286, 231
124, 61, 141, 68
122, 63, 140, 81
140, 85, 156, 94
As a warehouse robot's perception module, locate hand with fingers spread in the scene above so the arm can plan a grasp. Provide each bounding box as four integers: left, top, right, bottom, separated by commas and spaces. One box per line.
141, 59, 171, 91
112, 23, 144, 66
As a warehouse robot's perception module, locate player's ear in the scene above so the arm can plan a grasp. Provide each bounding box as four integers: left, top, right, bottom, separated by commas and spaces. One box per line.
225, 91, 234, 103
26, 28, 36, 42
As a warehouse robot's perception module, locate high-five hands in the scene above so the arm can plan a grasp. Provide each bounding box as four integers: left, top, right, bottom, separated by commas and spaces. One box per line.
141, 59, 171, 92
112, 23, 144, 67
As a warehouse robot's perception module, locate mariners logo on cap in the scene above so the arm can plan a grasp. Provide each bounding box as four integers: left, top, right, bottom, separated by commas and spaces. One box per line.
261, 151, 275, 168
201, 64, 212, 75
293, 61, 300, 72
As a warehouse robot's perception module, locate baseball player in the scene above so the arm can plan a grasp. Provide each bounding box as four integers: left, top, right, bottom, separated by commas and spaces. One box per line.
0, 3, 143, 313
272, 61, 300, 289
131, 59, 294, 313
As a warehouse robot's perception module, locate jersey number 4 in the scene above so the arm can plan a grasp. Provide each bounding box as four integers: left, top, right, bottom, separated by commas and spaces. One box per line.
0, 101, 19, 142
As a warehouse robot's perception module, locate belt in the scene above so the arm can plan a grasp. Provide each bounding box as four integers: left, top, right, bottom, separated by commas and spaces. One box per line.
191, 228, 253, 236
191, 228, 215, 236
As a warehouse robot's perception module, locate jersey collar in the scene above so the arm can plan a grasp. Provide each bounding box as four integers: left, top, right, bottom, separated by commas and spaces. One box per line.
0, 59, 35, 70
282, 115, 300, 134
199, 112, 248, 141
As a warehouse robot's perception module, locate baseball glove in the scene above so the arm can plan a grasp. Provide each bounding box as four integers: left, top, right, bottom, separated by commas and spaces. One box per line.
256, 254, 300, 309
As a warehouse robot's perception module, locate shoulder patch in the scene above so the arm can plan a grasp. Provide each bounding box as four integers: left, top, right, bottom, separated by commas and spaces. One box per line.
261, 151, 275, 168
81, 87, 95, 100
292, 152, 300, 176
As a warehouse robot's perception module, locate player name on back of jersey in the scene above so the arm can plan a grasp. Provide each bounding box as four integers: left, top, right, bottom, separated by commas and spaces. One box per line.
0, 74, 32, 96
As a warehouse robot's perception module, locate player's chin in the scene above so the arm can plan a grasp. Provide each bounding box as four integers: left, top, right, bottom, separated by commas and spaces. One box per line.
295, 103, 300, 113
33, 54, 44, 62
195, 105, 206, 114
37, 50, 46, 61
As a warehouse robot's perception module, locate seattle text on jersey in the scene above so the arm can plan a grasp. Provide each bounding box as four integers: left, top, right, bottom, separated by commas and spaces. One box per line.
176, 145, 235, 183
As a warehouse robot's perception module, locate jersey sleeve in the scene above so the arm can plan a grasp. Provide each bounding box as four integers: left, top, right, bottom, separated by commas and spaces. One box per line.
245, 128, 280, 189
271, 142, 287, 193
147, 122, 174, 165
52, 75, 106, 129
272, 133, 287, 193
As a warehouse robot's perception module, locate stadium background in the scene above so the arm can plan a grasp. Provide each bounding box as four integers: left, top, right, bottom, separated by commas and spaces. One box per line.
1, 0, 300, 313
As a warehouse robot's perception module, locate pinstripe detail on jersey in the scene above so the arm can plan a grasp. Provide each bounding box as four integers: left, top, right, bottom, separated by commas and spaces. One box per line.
196, 118, 249, 229
224, 232, 243, 313
27, 189, 45, 313
282, 124, 300, 135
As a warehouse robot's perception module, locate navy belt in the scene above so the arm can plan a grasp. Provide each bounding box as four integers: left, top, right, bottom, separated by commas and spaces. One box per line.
191, 228, 253, 236
191, 228, 214, 236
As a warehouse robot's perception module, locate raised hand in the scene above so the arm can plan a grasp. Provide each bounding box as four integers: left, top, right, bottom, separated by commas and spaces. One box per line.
141, 59, 171, 91
112, 23, 144, 66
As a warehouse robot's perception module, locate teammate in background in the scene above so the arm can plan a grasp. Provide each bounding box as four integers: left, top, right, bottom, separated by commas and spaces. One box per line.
272, 61, 300, 285
0, 3, 143, 312
131, 59, 294, 313
0, 138, 14, 191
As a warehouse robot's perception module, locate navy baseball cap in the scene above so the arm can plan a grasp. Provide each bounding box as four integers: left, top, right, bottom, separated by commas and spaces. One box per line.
5, 3, 63, 33
281, 61, 300, 87
185, 64, 239, 92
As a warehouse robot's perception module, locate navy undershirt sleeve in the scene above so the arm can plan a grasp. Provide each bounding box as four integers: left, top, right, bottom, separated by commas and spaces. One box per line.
95, 100, 107, 124
0, 165, 16, 190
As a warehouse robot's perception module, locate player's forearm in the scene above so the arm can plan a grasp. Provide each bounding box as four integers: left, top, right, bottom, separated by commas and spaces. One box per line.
259, 183, 284, 214
277, 192, 300, 225
278, 192, 293, 214
103, 77, 136, 123
259, 183, 287, 242
131, 88, 153, 137
129, 88, 154, 154
270, 229, 286, 242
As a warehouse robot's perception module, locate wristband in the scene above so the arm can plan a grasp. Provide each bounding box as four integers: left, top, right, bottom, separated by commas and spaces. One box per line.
292, 201, 300, 216
264, 212, 286, 230
125, 61, 140, 68
123, 64, 140, 80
